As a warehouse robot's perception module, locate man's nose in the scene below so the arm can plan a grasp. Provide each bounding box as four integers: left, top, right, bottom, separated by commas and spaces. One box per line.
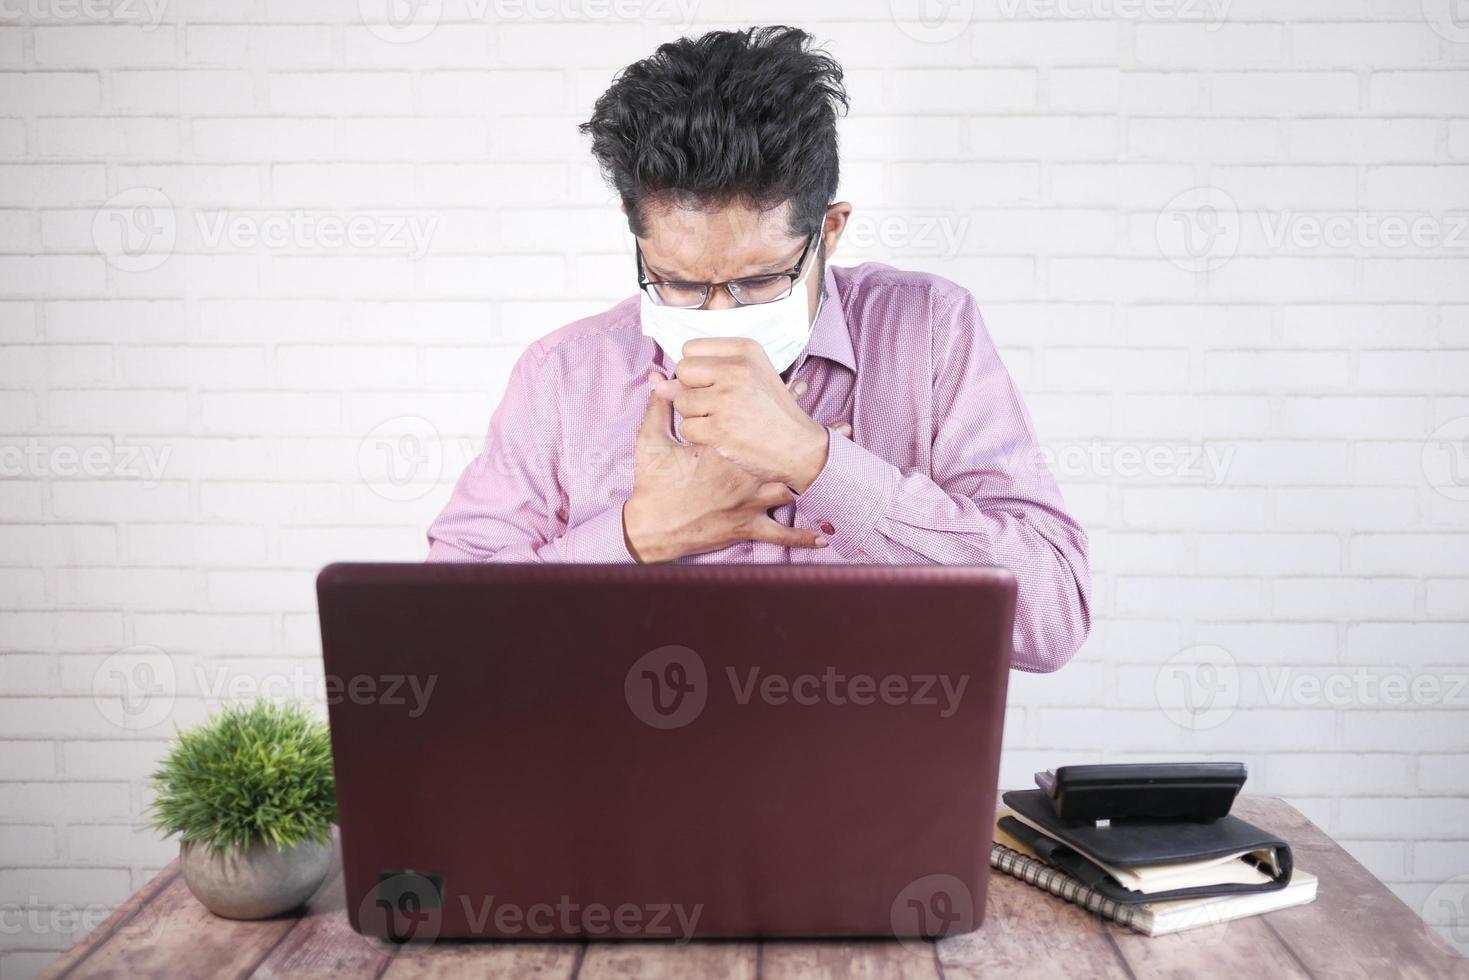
703, 285, 741, 311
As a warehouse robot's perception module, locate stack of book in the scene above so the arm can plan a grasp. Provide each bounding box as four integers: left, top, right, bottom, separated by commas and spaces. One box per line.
990, 790, 1318, 937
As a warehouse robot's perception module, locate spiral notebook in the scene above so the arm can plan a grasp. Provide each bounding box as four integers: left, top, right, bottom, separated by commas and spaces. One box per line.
991, 814, 1317, 937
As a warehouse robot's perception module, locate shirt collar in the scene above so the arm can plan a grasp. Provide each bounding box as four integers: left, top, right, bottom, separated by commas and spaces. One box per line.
796, 264, 855, 373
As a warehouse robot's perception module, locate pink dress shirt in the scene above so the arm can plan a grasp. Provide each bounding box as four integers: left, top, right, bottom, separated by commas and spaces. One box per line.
428, 262, 1091, 672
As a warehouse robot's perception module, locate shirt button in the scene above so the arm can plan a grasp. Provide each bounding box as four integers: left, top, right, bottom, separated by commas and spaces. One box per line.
819, 521, 835, 535
791, 379, 810, 398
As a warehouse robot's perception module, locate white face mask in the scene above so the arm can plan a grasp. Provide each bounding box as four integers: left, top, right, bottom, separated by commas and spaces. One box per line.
639, 240, 821, 375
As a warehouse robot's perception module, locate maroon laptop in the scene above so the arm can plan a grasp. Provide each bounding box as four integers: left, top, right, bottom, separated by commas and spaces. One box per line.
316, 563, 1015, 943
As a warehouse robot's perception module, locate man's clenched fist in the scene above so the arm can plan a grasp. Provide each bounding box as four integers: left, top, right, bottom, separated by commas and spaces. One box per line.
668, 337, 830, 492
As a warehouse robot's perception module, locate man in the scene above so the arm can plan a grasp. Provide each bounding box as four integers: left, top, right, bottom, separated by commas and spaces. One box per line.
428, 26, 1090, 673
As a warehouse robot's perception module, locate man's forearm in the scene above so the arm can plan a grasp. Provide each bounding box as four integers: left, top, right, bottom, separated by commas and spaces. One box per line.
793, 434, 1092, 672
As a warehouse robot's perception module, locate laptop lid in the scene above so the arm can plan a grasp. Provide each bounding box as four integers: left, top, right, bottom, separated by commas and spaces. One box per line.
317, 563, 1015, 941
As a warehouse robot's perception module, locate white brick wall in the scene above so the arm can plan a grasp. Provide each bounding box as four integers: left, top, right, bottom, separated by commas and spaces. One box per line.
1, 0, 1468, 974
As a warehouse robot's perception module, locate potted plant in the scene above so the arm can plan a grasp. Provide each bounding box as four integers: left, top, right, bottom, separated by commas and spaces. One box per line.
149, 700, 337, 919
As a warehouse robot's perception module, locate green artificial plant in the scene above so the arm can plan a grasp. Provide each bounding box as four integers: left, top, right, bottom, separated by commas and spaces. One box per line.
148, 700, 337, 854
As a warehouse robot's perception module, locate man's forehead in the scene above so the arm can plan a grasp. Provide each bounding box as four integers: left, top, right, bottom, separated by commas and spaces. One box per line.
638, 201, 805, 276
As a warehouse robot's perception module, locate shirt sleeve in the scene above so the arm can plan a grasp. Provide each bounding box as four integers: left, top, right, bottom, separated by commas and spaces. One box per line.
793, 287, 1091, 673
426, 346, 635, 564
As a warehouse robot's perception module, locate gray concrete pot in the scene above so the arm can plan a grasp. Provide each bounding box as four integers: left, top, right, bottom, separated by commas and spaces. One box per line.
179, 839, 332, 920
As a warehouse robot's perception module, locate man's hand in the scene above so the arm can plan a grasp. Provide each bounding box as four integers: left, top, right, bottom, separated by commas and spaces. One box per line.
671, 337, 830, 492
623, 376, 829, 564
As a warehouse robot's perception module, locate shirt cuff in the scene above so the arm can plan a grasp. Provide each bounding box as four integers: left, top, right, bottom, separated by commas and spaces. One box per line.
793, 433, 900, 559
558, 503, 637, 563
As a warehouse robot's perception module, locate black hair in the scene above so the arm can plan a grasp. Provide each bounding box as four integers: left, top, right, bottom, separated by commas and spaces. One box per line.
580, 25, 849, 240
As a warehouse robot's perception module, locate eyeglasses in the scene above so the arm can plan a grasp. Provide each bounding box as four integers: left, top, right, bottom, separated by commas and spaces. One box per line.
636, 233, 819, 309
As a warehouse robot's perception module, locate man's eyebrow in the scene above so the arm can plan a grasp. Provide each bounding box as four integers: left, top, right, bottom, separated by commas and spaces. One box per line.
645, 240, 808, 282
642, 257, 683, 281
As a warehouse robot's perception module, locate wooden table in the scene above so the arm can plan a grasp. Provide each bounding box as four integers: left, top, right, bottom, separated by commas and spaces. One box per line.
40, 798, 1468, 979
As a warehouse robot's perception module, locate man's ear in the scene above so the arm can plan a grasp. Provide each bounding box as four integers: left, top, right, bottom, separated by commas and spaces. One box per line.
822, 202, 854, 259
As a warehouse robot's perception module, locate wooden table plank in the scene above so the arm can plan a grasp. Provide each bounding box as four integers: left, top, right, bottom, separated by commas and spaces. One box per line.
381, 941, 582, 979
1233, 798, 1469, 980
251, 867, 397, 980
578, 940, 758, 979
56, 873, 299, 980
761, 939, 939, 979
937, 871, 1131, 980
1111, 913, 1313, 979
37, 864, 180, 979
